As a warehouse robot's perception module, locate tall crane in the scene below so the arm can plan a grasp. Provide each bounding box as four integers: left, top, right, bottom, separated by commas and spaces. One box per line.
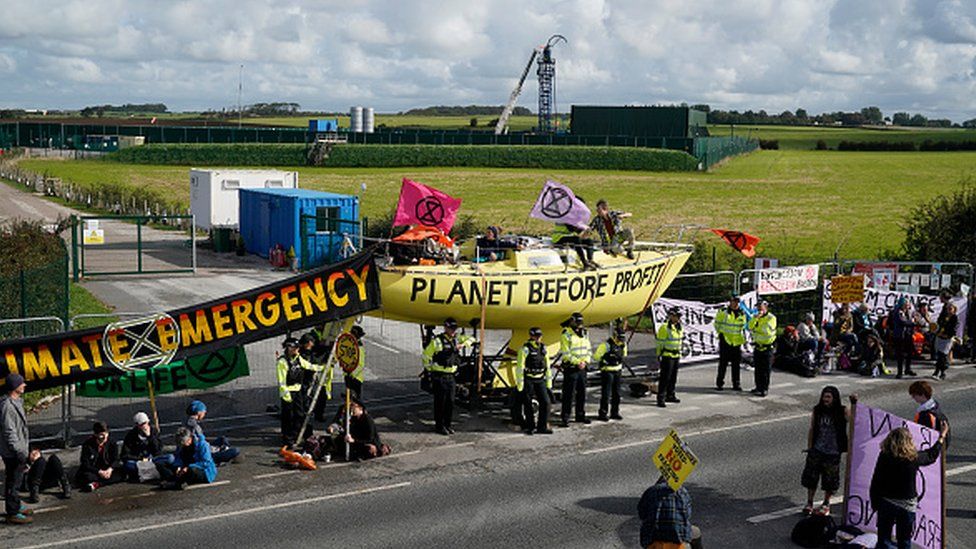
494, 34, 566, 135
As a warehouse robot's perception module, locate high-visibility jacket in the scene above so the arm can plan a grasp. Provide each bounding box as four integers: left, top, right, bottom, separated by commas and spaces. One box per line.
713, 307, 747, 347
516, 340, 551, 391
552, 224, 576, 245
277, 354, 320, 403
749, 313, 778, 348
423, 333, 475, 374
560, 327, 592, 366
345, 336, 366, 383
656, 322, 683, 358
593, 337, 628, 372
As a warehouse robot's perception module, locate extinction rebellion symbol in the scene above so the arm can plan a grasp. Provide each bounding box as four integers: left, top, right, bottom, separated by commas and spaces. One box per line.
540, 187, 573, 219
415, 196, 445, 225
102, 313, 180, 373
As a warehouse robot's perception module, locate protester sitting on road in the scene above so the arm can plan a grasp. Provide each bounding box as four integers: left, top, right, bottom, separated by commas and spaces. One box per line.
855, 331, 889, 377
120, 412, 168, 481
870, 425, 947, 548
159, 427, 217, 490
831, 303, 858, 355
797, 312, 828, 360
76, 421, 123, 492
589, 199, 635, 259
852, 304, 872, 338
933, 303, 958, 380
23, 446, 70, 502
802, 386, 849, 516
185, 400, 241, 465
638, 476, 702, 549
773, 325, 802, 373
344, 400, 389, 461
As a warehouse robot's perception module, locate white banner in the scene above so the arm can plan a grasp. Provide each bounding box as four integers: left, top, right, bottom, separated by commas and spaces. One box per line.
821, 281, 968, 338
652, 291, 757, 363
757, 264, 820, 295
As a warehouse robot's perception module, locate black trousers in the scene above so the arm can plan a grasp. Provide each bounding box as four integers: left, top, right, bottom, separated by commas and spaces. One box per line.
895, 334, 914, 375
753, 347, 773, 392
158, 463, 209, 486
599, 370, 621, 417
522, 378, 550, 431
431, 374, 456, 430
3, 455, 25, 515
658, 356, 679, 403
26, 455, 65, 491
280, 395, 304, 443
717, 339, 742, 388
561, 367, 587, 421
75, 468, 123, 487
558, 236, 595, 264
344, 375, 363, 402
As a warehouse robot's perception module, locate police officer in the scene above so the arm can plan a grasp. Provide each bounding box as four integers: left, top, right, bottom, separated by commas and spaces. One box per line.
713, 295, 747, 391
656, 307, 683, 408
594, 325, 627, 421
343, 325, 366, 401
749, 300, 777, 397
423, 318, 475, 435
560, 312, 592, 427
299, 331, 333, 423
277, 337, 321, 445
516, 327, 553, 435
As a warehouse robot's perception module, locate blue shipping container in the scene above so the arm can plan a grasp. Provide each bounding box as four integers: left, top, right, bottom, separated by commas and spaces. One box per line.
308, 119, 339, 133
239, 188, 359, 269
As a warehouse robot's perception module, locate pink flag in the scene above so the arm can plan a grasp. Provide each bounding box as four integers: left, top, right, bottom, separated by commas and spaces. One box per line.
529, 180, 591, 230
393, 178, 462, 233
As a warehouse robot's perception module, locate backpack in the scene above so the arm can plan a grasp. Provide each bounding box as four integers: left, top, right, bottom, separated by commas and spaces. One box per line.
791, 514, 836, 548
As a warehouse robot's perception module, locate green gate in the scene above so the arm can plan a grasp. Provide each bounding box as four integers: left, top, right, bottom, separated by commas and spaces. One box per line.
71, 215, 196, 280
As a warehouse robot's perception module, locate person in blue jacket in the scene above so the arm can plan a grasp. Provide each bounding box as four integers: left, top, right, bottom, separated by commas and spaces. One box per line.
159, 427, 216, 490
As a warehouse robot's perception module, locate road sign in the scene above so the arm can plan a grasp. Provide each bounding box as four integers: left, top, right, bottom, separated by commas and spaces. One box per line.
652, 428, 699, 491
335, 332, 360, 374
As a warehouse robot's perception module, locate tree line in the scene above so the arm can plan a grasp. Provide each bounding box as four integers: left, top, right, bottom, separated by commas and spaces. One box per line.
400, 105, 533, 116
690, 104, 973, 128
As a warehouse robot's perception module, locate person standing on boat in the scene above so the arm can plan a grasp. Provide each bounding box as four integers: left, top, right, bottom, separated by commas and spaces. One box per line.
516, 327, 553, 435
748, 301, 777, 397
656, 307, 684, 408
559, 312, 593, 426
423, 318, 476, 436
713, 295, 747, 391
594, 324, 627, 421
589, 199, 635, 260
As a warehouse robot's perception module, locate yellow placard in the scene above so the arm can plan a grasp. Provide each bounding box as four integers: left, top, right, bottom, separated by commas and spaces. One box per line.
831, 275, 865, 303
335, 332, 360, 374
652, 428, 699, 491
83, 229, 104, 245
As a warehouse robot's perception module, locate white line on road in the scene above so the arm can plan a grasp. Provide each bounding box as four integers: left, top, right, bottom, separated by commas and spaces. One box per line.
943, 384, 975, 394
580, 412, 810, 456
32, 506, 67, 515
433, 441, 475, 451
771, 382, 796, 389
186, 480, 231, 490
367, 340, 401, 354
17, 482, 412, 549
253, 470, 303, 479
746, 495, 844, 524
946, 463, 976, 477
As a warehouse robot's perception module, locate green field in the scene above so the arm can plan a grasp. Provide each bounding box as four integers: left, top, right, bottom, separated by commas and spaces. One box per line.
245, 114, 546, 132
19, 150, 976, 263
708, 124, 976, 150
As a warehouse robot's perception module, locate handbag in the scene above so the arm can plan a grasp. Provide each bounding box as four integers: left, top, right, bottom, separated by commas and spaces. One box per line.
137, 460, 160, 482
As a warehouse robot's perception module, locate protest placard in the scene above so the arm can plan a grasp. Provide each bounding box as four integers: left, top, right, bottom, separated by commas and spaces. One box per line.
830, 275, 865, 303
652, 428, 699, 491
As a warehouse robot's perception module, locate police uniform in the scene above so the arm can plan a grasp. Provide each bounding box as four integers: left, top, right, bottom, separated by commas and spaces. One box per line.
713, 301, 747, 390
299, 332, 334, 422
516, 332, 552, 434
343, 326, 366, 401
656, 313, 683, 407
560, 315, 592, 425
423, 323, 474, 434
277, 342, 321, 443
749, 306, 777, 396
594, 332, 627, 420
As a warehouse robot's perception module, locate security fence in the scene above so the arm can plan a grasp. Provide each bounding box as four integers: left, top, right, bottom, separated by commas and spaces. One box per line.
70, 215, 196, 279
0, 251, 69, 339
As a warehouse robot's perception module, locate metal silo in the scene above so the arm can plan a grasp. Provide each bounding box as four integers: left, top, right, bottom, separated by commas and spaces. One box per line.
364, 107, 375, 133
349, 106, 363, 133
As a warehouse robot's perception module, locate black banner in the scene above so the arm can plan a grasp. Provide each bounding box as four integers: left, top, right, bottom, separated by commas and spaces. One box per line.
0, 251, 381, 392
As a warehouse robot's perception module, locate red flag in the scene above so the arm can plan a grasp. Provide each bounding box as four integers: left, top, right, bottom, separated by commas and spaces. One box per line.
710, 228, 760, 258
393, 178, 462, 233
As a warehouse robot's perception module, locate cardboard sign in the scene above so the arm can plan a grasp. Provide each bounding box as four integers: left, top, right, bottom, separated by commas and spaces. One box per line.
652, 428, 699, 491
83, 220, 104, 245
830, 275, 865, 303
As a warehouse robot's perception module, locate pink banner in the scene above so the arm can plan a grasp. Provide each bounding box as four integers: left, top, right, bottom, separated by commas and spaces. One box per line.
845, 404, 943, 549
393, 178, 462, 233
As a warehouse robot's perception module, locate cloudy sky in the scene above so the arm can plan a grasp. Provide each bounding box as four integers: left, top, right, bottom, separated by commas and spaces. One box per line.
2, 0, 975, 120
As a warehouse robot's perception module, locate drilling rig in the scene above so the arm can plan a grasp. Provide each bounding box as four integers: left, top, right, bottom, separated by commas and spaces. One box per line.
494, 34, 567, 135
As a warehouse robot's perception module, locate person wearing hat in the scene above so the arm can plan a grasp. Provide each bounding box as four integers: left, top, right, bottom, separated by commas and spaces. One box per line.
748, 300, 778, 397
343, 325, 367, 401
516, 327, 553, 435
594, 324, 628, 421
656, 307, 684, 408
560, 312, 593, 426
713, 295, 747, 391
278, 336, 323, 445
422, 318, 476, 435
76, 421, 123, 492
120, 412, 165, 482
299, 331, 335, 424
1, 373, 32, 524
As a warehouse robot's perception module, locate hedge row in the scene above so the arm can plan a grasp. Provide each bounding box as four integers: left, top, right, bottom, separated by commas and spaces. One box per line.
836, 140, 976, 152
109, 144, 699, 171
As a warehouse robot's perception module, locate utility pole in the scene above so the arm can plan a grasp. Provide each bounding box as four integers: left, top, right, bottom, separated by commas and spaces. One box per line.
237, 64, 244, 129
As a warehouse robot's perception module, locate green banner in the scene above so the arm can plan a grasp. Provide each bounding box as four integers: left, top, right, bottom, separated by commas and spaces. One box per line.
75, 347, 249, 398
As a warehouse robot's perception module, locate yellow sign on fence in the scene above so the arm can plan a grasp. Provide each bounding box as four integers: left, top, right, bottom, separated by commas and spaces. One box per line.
82, 220, 104, 245
652, 428, 699, 491
831, 275, 865, 303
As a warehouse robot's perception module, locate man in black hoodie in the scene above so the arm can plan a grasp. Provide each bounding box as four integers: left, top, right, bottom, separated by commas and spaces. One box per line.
76, 421, 123, 492
120, 412, 166, 481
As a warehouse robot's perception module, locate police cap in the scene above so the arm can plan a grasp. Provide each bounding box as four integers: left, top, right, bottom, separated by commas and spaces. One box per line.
529, 327, 543, 338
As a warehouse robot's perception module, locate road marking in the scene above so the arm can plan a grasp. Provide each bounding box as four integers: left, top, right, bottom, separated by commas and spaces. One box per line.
675, 405, 701, 412
746, 495, 844, 524
629, 411, 660, 420
391, 449, 423, 458
16, 482, 412, 549
186, 480, 231, 490
366, 340, 401, 354
433, 441, 475, 451
946, 463, 976, 477
771, 382, 795, 389
943, 384, 975, 394
253, 470, 304, 479
32, 505, 67, 514
580, 412, 810, 456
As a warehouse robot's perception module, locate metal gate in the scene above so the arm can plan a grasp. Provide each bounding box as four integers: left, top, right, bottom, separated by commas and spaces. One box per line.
71, 214, 196, 279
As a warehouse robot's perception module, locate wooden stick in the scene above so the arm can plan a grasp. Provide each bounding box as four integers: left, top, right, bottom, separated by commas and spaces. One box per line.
344, 388, 351, 462
842, 399, 856, 526
627, 256, 673, 347
147, 378, 160, 433
476, 274, 488, 404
